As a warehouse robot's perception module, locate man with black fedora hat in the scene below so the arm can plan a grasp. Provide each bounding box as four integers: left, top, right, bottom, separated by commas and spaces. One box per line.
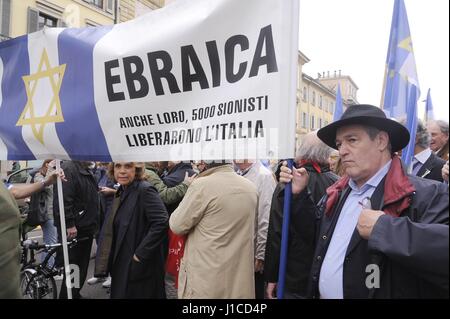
280, 104, 448, 298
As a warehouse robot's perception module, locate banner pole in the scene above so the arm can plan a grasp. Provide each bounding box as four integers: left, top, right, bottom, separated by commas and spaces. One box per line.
277, 159, 293, 299
56, 159, 72, 299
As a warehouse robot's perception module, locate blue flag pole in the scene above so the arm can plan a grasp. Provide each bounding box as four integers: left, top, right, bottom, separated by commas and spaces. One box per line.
277, 159, 293, 299
333, 84, 343, 122
425, 88, 434, 122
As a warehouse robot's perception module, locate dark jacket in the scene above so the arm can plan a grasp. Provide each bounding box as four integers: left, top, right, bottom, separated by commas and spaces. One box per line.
98, 176, 116, 231
162, 162, 195, 215
416, 152, 446, 182
108, 180, 168, 299
53, 161, 99, 235
306, 175, 448, 299
264, 164, 338, 296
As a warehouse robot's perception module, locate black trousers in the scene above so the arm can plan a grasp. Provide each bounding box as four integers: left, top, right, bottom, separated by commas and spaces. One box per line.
58, 235, 93, 299
255, 272, 265, 299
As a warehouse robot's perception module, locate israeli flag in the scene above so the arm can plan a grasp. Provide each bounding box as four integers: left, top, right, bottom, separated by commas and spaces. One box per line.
0, 26, 112, 161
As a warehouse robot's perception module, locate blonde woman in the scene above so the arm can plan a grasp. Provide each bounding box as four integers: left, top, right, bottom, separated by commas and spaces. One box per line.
95, 162, 168, 299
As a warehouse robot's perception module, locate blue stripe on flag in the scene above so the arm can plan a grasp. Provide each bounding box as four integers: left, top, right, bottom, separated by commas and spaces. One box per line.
0, 36, 35, 160
57, 26, 113, 161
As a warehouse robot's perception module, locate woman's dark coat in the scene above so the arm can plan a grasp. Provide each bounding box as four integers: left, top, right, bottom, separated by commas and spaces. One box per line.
107, 180, 168, 299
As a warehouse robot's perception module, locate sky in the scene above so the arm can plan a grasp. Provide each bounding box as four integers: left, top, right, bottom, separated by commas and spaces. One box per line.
298, 0, 449, 122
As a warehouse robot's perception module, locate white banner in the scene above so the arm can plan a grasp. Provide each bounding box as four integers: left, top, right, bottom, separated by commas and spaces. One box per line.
0, 0, 299, 162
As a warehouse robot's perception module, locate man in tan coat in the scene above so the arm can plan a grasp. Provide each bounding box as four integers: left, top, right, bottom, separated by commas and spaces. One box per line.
169, 161, 258, 299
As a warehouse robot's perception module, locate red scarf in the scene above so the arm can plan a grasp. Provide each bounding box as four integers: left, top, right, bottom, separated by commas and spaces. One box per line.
299, 160, 322, 173
324, 156, 416, 217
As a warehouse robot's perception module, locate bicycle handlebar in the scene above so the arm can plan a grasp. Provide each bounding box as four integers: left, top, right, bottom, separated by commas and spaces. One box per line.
21, 237, 90, 251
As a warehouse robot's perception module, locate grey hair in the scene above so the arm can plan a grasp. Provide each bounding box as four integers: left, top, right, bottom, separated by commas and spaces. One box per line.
431, 120, 449, 136
296, 131, 333, 165
399, 117, 431, 149
415, 119, 431, 149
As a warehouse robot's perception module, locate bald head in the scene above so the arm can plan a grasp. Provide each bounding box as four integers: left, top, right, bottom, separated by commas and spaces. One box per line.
303, 131, 323, 147
296, 131, 333, 165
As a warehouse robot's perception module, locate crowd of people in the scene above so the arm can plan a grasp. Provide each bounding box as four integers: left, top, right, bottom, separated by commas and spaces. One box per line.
0, 104, 448, 299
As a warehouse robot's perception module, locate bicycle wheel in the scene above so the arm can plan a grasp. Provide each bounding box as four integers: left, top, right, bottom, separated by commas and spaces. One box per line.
20, 270, 58, 299
20, 271, 37, 299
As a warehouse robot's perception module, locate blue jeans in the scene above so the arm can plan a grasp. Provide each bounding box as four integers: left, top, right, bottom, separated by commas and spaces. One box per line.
41, 219, 58, 268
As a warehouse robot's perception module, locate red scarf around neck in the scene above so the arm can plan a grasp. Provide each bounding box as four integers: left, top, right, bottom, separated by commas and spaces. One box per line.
324, 156, 416, 217
299, 160, 322, 173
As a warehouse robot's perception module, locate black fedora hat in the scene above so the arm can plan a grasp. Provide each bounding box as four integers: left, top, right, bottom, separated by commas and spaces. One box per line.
317, 104, 410, 152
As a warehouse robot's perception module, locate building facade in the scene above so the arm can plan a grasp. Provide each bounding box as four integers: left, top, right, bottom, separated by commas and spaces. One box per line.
296, 52, 358, 145
0, 0, 164, 41
317, 70, 359, 105
119, 0, 164, 22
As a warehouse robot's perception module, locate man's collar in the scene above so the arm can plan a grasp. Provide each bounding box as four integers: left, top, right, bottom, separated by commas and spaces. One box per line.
200, 164, 234, 177
348, 160, 392, 192
415, 148, 432, 165
237, 162, 256, 176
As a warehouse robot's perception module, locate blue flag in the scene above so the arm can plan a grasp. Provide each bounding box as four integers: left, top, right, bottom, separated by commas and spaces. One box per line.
425, 88, 435, 122
381, 0, 420, 169
333, 84, 343, 122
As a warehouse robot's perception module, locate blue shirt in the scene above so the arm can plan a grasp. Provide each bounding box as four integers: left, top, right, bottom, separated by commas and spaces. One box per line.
319, 160, 392, 299
412, 148, 432, 176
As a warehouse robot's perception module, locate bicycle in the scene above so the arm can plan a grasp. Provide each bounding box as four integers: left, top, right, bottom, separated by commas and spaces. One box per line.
20, 237, 83, 299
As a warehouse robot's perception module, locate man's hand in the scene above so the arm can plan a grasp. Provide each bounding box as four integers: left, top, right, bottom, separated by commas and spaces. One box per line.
67, 226, 77, 240
255, 259, 264, 274
279, 161, 309, 194
357, 209, 385, 239
99, 187, 116, 196
442, 161, 449, 183
183, 171, 197, 186
44, 168, 66, 186
266, 282, 277, 299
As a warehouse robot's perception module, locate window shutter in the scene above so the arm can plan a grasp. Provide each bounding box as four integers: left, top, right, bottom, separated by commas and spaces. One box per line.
57, 19, 67, 27
27, 7, 39, 34
106, 0, 114, 13
1, 0, 11, 37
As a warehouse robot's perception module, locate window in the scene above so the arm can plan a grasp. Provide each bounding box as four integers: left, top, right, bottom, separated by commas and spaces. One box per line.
311, 115, 315, 130
38, 13, 57, 30
312, 91, 316, 106
83, 0, 104, 10
0, 0, 11, 37
303, 87, 307, 101
319, 95, 323, 109
106, 0, 114, 13
302, 112, 308, 128
319, 118, 323, 129
324, 121, 329, 126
